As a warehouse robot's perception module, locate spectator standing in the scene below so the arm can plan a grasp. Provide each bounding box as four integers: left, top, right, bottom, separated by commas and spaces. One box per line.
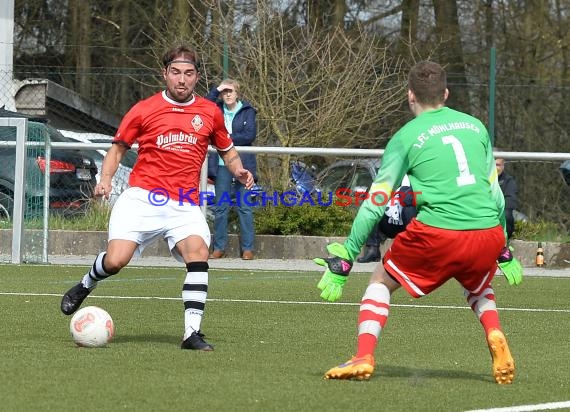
207, 79, 258, 260
495, 155, 518, 240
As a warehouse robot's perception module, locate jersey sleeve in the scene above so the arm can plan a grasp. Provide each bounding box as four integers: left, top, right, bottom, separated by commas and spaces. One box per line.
210, 107, 234, 152
343, 135, 409, 260
114, 102, 144, 147
488, 144, 508, 242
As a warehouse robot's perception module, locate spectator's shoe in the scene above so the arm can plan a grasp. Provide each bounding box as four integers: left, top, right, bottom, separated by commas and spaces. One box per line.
181, 331, 214, 351
209, 250, 225, 259
324, 354, 375, 380
242, 250, 254, 260
357, 246, 380, 263
487, 329, 515, 384
60, 283, 92, 315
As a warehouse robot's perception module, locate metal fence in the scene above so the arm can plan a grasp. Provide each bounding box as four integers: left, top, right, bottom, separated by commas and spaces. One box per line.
1, 116, 569, 264
0, 117, 132, 263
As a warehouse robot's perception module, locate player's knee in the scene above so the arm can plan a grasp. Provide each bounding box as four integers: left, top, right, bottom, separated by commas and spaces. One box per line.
370, 269, 400, 292
101, 255, 127, 275
196, 247, 209, 261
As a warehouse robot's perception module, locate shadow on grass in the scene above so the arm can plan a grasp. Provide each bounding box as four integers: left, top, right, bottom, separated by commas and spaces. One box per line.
378, 364, 489, 383
111, 333, 179, 345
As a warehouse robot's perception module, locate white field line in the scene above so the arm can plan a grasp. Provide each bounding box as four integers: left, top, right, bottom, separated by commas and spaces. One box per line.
0, 292, 569, 313
465, 400, 570, 412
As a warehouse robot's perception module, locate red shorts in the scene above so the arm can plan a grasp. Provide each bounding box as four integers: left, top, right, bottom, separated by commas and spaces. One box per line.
383, 219, 504, 298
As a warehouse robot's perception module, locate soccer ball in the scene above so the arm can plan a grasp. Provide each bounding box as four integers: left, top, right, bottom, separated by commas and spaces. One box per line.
69, 306, 114, 348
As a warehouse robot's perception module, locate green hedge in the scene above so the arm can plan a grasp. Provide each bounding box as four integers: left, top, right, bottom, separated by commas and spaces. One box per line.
2, 198, 567, 242
514, 219, 568, 242
254, 201, 355, 236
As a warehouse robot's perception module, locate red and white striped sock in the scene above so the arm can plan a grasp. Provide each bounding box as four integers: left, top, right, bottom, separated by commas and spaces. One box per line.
465, 286, 501, 335
355, 282, 391, 358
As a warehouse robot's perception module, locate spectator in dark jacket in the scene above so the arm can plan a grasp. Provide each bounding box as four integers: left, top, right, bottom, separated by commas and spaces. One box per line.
495, 156, 518, 240
206, 79, 258, 260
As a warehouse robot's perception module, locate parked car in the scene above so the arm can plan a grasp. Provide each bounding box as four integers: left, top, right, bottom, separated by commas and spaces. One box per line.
0, 109, 98, 220
315, 157, 529, 223
316, 158, 381, 197
287, 158, 380, 202
59, 130, 137, 205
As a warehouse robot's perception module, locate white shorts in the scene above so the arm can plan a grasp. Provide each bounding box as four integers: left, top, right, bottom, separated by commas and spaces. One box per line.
108, 187, 211, 262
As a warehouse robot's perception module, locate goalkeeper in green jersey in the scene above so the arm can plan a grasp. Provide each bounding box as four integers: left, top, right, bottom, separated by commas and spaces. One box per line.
315, 61, 522, 384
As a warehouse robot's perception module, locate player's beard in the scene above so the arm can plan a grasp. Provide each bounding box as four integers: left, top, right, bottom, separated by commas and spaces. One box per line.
168, 85, 194, 103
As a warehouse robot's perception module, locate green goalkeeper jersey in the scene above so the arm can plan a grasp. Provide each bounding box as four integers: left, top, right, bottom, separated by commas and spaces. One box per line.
344, 106, 506, 260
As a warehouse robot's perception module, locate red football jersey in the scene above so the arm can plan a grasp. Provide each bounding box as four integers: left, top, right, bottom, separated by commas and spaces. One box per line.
114, 91, 233, 203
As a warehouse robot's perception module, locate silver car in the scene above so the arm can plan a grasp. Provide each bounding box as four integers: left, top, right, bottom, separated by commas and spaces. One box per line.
59, 131, 137, 205
317, 158, 381, 196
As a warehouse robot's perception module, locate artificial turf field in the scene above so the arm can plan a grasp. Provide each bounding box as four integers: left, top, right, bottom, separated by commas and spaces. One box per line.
0, 264, 569, 412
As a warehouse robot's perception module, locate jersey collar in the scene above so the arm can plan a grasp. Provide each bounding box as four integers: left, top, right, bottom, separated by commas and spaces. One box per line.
161, 90, 196, 106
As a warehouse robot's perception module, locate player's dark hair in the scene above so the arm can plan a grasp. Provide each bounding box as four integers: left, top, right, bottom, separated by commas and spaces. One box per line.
408, 61, 447, 106
162, 44, 200, 71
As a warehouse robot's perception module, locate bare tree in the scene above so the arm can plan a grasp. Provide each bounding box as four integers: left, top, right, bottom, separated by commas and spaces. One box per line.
432, 0, 469, 111
9, 0, 569, 229
400, 0, 420, 48
75, 0, 92, 97
143, 1, 405, 189
304, 0, 348, 30
552, 0, 570, 146
64, 0, 79, 89
488, 0, 570, 228
118, 0, 131, 114
222, 2, 405, 188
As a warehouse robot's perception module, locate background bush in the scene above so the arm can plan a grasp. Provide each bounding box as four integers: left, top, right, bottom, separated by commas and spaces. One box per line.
2, 199, 567, 242
514, 220, 568, 243
254, 200, 355, 236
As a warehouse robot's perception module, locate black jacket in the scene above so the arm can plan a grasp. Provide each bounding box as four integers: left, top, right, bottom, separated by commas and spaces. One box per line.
205, 88, 257, 180
498, 171, 518, 211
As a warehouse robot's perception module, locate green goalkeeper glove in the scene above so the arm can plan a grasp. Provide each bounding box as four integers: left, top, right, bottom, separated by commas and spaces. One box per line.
497, 246, 523, 286
313, 243, 353, 302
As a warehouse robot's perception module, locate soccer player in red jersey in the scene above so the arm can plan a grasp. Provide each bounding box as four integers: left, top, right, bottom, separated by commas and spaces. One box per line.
60, 44, 254, 351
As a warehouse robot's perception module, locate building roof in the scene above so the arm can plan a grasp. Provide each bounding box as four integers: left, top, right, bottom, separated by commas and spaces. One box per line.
13, 79, 120, 134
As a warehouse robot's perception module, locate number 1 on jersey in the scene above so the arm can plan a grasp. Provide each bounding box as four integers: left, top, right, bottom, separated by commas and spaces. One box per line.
442, 135, 476, 187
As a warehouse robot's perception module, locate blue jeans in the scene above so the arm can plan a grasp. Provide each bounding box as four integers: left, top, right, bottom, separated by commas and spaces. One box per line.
212, 166, 255, 252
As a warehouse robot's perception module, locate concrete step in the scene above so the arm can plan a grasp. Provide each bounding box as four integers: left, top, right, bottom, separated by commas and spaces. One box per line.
2, 229, 569, 268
